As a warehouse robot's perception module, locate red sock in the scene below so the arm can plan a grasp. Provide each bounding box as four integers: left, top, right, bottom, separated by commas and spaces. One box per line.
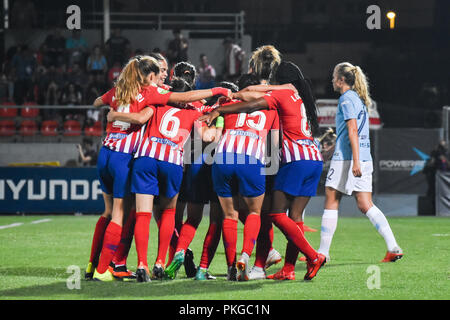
156, 208, 176, 265
112, 210, 136, 266
96, 222, 122, 273
134, 212, 152, 268
242, 214, 261, 256
89, 216, 110, 266
176, 222, 197, 252
222, 218, 238, 267
284, 222, 304, 272
199, 222, 221, 269
254, 214, 272, 268
270, 213, 317, 261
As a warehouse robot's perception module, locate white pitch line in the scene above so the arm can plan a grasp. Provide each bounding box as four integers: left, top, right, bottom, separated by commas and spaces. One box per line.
432, 234, 449, 237
30, 219, 52, 224
0, 223, 24, 230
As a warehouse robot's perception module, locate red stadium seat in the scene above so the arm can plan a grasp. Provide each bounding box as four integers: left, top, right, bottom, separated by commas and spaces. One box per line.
19, 120, 38, 136
0, 120, 16, 136
21, 106, 40, 118
63, 120, 82, 136
84, 121, 102, 137
41, 120, 59, 136
0, 107, 18, 118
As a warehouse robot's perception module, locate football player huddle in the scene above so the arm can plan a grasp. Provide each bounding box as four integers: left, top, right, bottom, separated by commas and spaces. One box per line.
85, 45, 402, 283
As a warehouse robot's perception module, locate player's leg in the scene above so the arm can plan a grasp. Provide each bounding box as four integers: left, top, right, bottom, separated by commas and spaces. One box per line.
317, 186, 342, 261
211, 158, 239, 280
111, 196, 136, 280
196, 201, 223, 280
237, 194, 264, 281
155, 161, 183, 279
218, 195, 239, 281
131, 157, 159, 282
355, 191, 403, 262
268, 196, 309, 280
85, 192, 112, 280
268, 161, 325, 280
156, 194, 179, 279
93, 150, 136, 281
93, 196, 127, 281
166, 199, 185, 267
252, 182, 281, 274
134, 193, 154, 282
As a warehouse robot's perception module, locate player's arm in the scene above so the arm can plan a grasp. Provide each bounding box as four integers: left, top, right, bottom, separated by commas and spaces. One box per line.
240, 83, 296, 93
198, 98, 269, 126
232, 91, 265, 102
77, 144, 92, 163
107, 107, 154, 125
93, 96, 105, 107
346, 118, 362, 177
168, 88, 232, 104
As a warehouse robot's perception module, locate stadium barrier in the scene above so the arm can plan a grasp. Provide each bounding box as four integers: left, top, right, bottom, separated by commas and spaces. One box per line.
0, 167, 104, 214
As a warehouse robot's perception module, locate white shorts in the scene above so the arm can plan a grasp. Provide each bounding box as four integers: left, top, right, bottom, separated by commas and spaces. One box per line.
325, 160, 373, 195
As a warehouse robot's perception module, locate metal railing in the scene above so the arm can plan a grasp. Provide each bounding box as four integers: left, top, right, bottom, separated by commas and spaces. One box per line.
85, 11, 245, 41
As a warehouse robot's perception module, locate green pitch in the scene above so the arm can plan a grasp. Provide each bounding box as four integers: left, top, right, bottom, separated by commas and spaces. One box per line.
0, 215, 449, 300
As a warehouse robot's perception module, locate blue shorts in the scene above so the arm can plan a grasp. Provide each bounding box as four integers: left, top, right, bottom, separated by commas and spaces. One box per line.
274, 160, 323, 197
131, 157, 183, 198
212, 153, 265, 198
97, 146, 133, 198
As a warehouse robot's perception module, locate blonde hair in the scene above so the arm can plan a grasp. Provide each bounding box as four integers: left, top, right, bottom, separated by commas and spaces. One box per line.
115, 55, 160, 106
248, 45, 281, 82
335, 62, 372, 107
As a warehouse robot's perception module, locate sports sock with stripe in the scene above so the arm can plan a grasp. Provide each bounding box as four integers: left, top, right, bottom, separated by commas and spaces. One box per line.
318, 209, 338, 257
112, 209, 136, 266
96, 222, 122, 274
199, 222, 221, 269
365, 205, 399, 252
89, 215, 110, 266
269, 213, 318, 261
241, 213, 261, 257
284, 221, 304, 272
222, 218, 238, 267
134, 211, 152, 268
155, 208, 176, 265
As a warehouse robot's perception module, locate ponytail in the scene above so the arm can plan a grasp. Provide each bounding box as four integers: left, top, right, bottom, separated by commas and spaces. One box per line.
335, 62, 372, 107
353, 66, 372, 107
115, 55, 160, 106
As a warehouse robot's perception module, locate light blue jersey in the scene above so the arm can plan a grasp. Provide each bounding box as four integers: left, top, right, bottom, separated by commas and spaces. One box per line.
332, 90, 372, 161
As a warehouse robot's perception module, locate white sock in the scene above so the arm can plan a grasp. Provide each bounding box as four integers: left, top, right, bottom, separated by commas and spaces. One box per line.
318, 209, 338, 256
365, 205, 399, 252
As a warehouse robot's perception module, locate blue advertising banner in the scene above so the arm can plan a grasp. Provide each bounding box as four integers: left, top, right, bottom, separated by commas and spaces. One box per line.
0, 167, 104, 213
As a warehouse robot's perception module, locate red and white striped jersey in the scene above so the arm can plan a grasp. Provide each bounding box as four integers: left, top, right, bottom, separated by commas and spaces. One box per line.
101, 84, 172, 154
263, 89, 322, 163
135, 105, 206, 166
215, 99, 279, 163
